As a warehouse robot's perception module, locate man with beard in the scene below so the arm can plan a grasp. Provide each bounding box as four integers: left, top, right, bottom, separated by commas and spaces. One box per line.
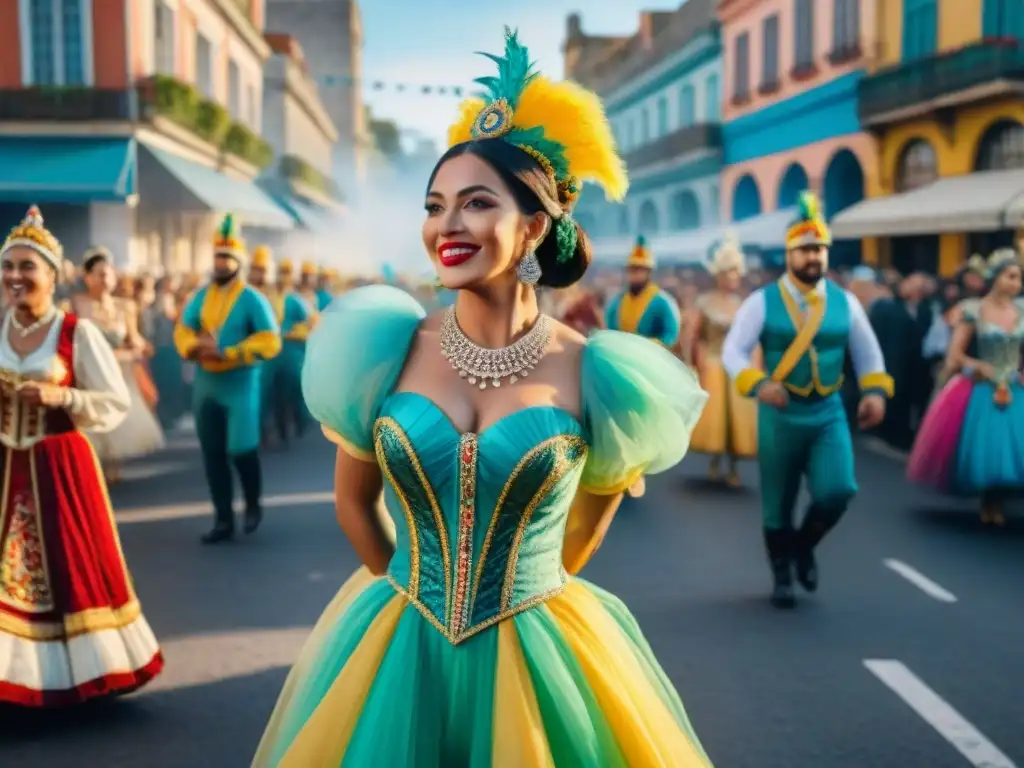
722, 193, 892, 609
604, 235, 681, 346
174, 215, 281, 544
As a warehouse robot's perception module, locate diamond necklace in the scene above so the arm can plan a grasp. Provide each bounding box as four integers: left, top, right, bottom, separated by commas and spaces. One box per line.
440, 306, 552, 389
10, 305, 57, 337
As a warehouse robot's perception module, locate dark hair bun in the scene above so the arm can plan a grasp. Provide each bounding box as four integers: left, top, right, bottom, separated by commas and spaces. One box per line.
536, 218, 591, 288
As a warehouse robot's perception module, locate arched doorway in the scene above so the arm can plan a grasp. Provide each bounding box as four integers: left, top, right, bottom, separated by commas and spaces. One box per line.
617, 206, 630, 235
638, 199, 659, 234
893, 138, 940, 274
823, 148, 865, 267
971, 119, 1024, 254
777, 163, 809, 209
731, 174, 761, 221
670, 190, 701, 230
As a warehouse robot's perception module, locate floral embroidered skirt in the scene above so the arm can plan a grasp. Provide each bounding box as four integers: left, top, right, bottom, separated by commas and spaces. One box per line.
0, 431, 163, 706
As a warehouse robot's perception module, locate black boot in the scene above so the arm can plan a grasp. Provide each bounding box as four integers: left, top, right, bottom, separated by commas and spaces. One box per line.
233, 450, 264, 534
794, 504, 846, 592
763, 527, 796, 609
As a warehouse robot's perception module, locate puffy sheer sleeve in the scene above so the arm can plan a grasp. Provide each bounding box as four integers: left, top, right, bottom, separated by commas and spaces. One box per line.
959, 298, 981, 324
579, 330, 708, 495
302, 285, 425, 461
67, 317, 131, 433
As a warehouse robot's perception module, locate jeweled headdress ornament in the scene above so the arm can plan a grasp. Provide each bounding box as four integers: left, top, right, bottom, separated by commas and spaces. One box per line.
986, 247, 1021, 277
785, 192, 832, 250
1, 205, 63, 270
708, 230, 747, 275
626, 234, 655, 269
448, 28, 628, 262
213, 214, 247, 262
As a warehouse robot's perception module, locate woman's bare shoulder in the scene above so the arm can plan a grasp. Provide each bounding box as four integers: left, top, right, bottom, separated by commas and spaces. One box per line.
549, 318, 587, 360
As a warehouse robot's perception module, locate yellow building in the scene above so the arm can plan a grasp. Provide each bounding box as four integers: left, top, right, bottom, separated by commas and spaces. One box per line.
831, 0, 1024, 276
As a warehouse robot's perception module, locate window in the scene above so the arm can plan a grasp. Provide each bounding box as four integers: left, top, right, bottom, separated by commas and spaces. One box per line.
794, 0, 815, 69
983, 0, 1024, 40
896, 139, 938, 192
195, 34, 214, 97
657, 96, 668, 137
626, 119, 635, 150
679, 83, 695, 127
154, 1, 175, 74
733, 32, 750, 100
228, 61, 241, 117
247, 84, 257, 126
670, 190, 701, 231
640, 108, 650, 143
705, 73, 720, 120
976, 120, 1024, 170
26, 0, 88, 85
902, 0, 937, 60
832, 0, 860, 52
762, 14, 780, 87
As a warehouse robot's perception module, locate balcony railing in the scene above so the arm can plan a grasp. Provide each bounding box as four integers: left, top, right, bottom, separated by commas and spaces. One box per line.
858, 40, 1024, 123
623, 123, 721, 170
0, 87, 133, 121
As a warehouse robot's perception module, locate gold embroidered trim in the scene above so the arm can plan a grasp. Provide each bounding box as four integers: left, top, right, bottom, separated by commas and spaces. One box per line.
0, 599, 142, 641
450, 433, 478, 636
388, 573, 565, 646
373, 417, 451, 613
374, 421, 422, 600
776, 286, 843, 397
501, 435, 587, 612
469, 435, 588, 614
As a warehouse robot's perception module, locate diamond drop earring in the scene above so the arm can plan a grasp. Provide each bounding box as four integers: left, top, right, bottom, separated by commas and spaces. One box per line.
516, 249, 542, 285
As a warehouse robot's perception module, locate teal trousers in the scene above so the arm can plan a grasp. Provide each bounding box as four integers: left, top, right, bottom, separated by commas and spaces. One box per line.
756, 394, 857, 530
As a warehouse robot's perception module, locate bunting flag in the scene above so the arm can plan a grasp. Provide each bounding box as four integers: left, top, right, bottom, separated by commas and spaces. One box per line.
315, 74, 467, 97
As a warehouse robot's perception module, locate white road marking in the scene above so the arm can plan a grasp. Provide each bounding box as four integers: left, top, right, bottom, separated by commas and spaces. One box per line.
884, 558, 958, 603
864, 660, 1018, 767
115, 491, 334, 524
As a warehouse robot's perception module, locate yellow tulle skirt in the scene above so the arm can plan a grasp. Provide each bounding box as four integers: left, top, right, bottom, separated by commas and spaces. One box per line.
253, 568, 712, 767
689, 357, 757, 458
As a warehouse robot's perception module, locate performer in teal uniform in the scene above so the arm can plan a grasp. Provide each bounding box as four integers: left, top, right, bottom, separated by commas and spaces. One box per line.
266, 256, 314, 444
247, 244, 281, 446
722, 193, 892, 608
604, 235, 681, 346
174, 215, 282, 544
315, 266, 335, 311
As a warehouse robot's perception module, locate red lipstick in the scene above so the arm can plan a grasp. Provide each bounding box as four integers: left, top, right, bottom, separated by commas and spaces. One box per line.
438, 242, 481, 267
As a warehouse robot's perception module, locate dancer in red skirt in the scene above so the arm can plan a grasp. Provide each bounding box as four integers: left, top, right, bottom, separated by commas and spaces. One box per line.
0, 205, 163, 706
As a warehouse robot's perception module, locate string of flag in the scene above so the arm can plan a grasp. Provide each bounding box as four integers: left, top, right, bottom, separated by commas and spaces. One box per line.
314, 74, 469, 97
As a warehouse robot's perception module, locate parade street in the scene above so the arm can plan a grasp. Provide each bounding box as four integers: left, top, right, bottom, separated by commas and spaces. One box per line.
3, 426, 1022, 768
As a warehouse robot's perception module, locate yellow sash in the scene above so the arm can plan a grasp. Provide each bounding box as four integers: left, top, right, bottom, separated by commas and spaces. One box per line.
617, 284, 659, 334
199, 279, 245, 342
771, 281, 826, 383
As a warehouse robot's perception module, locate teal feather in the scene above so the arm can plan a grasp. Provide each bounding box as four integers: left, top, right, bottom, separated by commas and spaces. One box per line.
797, 192, 820, 221
218, 213, 236, 239
473, 28, 536, 109
635, 235, 646, 247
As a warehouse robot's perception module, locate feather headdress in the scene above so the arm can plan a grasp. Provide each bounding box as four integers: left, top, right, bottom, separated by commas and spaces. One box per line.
964, 253, 987, 275
627, 234, 654, 269
709, 230, 746, 275
986, 247, 1021, 277
213, 214, 246, 262
448, 28, 628, 208
785, 192, 832, 250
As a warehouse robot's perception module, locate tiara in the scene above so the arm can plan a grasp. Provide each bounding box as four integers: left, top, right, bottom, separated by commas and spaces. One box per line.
1, 205, 63, 268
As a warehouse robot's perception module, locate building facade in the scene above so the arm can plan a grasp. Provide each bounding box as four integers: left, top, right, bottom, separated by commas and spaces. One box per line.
261, 32, 344, 256
831, 0, 1024, 276
564, 0, 725, 265
0, 0, 294, 274
264, 0, 370, 199
719, 0, 879, 266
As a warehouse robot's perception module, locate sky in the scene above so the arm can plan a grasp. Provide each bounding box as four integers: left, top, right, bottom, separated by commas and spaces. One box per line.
359, 1, 679, 150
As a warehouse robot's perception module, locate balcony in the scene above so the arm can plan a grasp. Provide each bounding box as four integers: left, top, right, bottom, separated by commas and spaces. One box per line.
859, 40, 1024, 126
280, 154, 342, 201
0, 87, 133, 121
623, 123, 721, 170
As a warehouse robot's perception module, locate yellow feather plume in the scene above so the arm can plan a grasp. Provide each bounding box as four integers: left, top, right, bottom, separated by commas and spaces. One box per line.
447, 80, 628, 202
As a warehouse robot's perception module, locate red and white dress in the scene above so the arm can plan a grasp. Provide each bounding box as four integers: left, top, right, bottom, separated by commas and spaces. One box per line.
0, 310, 163, 706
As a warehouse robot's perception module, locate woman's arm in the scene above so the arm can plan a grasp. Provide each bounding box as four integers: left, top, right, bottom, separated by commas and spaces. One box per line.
679, 308, 702, 366
562, 488, 624, 575
945, 321, 990, 377
333, 448, 396, 576
67, 318, 132, 433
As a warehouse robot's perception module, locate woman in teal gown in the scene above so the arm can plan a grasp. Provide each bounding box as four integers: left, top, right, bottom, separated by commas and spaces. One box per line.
253, 29, 712, 767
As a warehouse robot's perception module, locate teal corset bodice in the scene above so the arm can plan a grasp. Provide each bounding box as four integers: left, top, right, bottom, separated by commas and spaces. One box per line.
761, 279, 850, 396
375, 393, 587, 644
964, 298, 1024, 383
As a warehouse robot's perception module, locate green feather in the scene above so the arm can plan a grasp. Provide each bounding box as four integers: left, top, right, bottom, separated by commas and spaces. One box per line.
473, 28, 536, 109
635, 235, 646, 247
797, 192, 820, 221
218, 213, 237, 239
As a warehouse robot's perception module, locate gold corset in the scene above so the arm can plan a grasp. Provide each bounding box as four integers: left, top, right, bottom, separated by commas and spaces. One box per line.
0, 366, 74, 450
699, 309, 733, 359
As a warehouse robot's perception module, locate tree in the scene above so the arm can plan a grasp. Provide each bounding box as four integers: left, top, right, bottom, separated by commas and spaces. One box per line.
370, 119, 402, 158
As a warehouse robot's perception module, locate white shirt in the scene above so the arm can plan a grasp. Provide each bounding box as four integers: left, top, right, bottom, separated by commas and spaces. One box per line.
722, 276, 887, 381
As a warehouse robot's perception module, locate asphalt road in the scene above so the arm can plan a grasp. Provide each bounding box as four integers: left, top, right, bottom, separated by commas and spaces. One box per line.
2, 426, 1022, 768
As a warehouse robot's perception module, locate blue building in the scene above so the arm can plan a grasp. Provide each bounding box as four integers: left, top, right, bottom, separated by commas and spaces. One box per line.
563, 0, 725, 266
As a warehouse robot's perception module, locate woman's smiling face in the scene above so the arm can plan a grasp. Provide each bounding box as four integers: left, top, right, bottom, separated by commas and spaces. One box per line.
2, 246, 56, 310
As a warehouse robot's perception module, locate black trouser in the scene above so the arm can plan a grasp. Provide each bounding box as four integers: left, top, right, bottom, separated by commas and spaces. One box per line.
196, 398, 262, 529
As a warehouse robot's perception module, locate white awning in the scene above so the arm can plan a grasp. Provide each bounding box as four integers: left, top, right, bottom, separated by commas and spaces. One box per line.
831, 168, 1024, 239
734, 208, 795, 249
590, 226, 724, 264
